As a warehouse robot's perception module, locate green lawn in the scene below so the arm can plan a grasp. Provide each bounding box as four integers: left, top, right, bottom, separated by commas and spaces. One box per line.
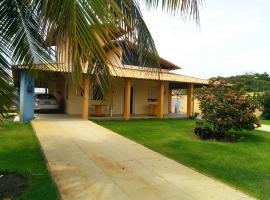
96, 119, 270, 200
0, 121, 59, 200
261, 119, 270, 125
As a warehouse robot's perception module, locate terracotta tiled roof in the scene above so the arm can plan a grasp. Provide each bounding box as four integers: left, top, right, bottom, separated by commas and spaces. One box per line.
12, 64, 208, 85
110, 65, 208, 84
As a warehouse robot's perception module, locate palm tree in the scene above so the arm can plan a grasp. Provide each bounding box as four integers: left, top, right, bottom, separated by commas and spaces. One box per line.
0, 0, 202, 117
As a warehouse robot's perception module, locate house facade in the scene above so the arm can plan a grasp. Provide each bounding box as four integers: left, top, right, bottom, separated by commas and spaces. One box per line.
13, 43, 207, 122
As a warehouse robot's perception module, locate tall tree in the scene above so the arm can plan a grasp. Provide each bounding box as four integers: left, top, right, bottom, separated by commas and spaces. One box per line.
0, 0, 202, 116
211, 72, 270, 92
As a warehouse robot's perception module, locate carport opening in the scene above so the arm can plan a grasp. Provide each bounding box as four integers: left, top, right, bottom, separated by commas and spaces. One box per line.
33, 74, 66, 114
13, 70, 68, 117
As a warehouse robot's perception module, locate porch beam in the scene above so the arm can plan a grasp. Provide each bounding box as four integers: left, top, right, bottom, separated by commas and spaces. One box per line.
82, 76, 90, 120
158, 82, 165, 118
187, 83, 194, 117
124, 79, 131, 120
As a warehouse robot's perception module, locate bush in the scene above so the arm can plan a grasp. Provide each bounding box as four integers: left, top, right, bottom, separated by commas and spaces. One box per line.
194, 120, 213, 140
189, 112, 199, 119
195, 80, 260, 140
262, 93, 270, 119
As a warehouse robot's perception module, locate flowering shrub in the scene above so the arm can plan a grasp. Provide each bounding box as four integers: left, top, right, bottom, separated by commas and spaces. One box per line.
196, 80, 260, 139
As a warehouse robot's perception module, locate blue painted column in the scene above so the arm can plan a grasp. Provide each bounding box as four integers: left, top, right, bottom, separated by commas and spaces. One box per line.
19, 71, 35, 122
16, 87, 20, 111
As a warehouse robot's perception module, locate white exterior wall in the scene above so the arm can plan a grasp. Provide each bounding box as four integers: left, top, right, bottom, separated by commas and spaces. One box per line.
64, 77, 169, 116
65, 83, 83, 115
61, 48, 170, 116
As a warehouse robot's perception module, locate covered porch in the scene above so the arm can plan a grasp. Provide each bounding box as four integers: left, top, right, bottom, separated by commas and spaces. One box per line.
88, 113, 187, 120
13, 66, 207, 122
81, 66, 207, 121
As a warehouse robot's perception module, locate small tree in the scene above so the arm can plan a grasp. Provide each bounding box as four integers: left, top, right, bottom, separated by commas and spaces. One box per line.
195, 80, 260, 139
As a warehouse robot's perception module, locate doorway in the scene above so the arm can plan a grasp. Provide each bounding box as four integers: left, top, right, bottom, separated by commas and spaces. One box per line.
130, 87, 135, 115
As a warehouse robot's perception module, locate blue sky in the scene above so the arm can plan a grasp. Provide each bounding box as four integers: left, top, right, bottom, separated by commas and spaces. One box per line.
140, 0, 270, 78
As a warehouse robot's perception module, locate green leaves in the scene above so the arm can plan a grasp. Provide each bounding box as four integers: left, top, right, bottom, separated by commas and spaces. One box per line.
42, 0, 160, 86
211, 73, 270, 92
0, 0, 53, 119
197, 80, 260, 135
1, 0, 53, 66
0, 49, 16, 119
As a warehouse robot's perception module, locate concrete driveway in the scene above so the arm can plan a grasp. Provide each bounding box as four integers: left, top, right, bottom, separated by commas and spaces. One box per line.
257, 124, 270, 132
32, 115, 255, 200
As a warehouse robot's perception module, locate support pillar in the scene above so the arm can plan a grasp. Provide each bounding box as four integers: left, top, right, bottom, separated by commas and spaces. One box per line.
82, 76, 90, 120
187, 83, 194, 117
19, 71, 35, 122
158, 82, 165, 118
124, 79, 131, 120
168, 89, 172, 113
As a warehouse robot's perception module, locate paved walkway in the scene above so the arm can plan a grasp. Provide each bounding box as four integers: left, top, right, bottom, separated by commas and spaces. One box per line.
32, 116, 255, 200
258, 124, 270, 132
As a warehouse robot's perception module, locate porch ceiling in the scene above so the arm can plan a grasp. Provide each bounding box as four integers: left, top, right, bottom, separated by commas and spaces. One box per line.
12, 69, 65, 87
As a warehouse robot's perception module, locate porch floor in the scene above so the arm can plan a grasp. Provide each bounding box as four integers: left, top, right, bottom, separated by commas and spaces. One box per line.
89, 113, 187, 120
34, 113, 187, 121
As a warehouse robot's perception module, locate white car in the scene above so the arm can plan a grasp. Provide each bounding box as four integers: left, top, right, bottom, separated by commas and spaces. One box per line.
35, 94, 59, 112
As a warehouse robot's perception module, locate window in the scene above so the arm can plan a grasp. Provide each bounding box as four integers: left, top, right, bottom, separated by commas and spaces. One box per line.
148, 87, 158, 102
122, 46, 157, 67
92, 86, 103, 100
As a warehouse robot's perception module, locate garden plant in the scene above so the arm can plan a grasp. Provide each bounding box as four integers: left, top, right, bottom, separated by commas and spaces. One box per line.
195, 80, 260, 140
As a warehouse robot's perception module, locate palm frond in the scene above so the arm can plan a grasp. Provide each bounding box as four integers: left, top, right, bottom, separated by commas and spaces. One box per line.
42, 0, 201, 87
142, 0, 202, 22
42, 0, 162, 92
0, 0, 53, 67
0, 48, 16, 119
0, 0, 54, 118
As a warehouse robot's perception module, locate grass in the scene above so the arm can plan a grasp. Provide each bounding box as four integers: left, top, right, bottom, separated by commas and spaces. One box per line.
0, 121, 59, 200
96, 119, 270, 200
261, 119, 270, 125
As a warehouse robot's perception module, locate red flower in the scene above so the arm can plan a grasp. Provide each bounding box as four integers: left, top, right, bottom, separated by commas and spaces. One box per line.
236, 100, 242, 104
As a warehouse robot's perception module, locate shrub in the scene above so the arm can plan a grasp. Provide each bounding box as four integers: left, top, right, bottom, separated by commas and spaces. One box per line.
194, 120, 213, 140
195, 80, 260, 139
189, 112, 199, 119
262, 93, 270, 119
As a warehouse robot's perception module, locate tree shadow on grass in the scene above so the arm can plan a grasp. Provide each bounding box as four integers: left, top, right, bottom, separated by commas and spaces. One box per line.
230, 131, 269, 143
